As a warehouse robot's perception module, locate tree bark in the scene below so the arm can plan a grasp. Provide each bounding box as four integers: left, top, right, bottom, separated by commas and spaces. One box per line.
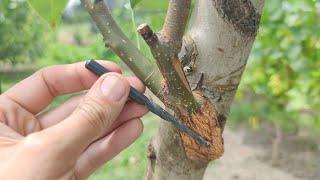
83, 0, 265, 179
145, 0, 264, 179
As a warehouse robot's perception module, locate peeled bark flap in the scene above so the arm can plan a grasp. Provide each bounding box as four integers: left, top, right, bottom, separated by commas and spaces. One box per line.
212, 0, 261, 37
178, 92, 224, 162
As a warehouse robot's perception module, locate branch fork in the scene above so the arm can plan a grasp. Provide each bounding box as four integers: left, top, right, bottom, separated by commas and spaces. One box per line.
82, 0, 225, 162
135, 0, 225, 161
137, 22, 199, 112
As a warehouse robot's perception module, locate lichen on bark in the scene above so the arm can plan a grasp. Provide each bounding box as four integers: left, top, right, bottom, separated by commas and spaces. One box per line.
212, 0, 261, 37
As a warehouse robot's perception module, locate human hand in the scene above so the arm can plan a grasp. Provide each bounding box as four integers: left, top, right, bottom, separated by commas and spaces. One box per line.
0, 61, 148, 179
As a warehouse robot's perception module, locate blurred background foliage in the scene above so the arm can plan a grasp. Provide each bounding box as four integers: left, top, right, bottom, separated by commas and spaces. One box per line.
0, 0, 45, 64
0, 0, 319, 179
232, 0, 320, 134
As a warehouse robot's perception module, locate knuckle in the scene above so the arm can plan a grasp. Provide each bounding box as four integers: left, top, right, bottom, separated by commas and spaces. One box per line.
76, 97, 113, 130
0, 99, 40, 135
0, 100, 19, 125
0, 105, 7, 124
36, 66, 54, 79
84, 150, 99, 170
74, 167, 87, 180
134, 119, 144, 135
36, 67, 60, 97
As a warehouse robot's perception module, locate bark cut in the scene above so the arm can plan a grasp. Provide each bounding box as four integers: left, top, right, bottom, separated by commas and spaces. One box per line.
178, 91, 224, 161
145, 0, 264, 179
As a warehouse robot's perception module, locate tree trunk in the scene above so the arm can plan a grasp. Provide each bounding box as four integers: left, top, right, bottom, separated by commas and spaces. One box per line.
271, 121, 282, 165
82, 0, 265, 179
145, 0, 264, 179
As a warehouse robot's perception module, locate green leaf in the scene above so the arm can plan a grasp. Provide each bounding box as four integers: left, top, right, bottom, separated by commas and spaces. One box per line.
27, 0, 68, 28
130, 0, 143, 9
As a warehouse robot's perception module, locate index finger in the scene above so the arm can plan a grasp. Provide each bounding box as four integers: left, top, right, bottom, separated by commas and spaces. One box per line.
2, 60, 121, 114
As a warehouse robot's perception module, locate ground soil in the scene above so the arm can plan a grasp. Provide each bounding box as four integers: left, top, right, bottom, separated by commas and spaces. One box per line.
204, 123, 320, 180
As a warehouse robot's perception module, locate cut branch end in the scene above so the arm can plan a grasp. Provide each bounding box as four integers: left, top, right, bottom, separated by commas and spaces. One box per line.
137, 23, 158, 46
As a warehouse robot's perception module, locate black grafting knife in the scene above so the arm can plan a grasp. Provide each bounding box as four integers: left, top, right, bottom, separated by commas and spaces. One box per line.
85, 60, 209, 146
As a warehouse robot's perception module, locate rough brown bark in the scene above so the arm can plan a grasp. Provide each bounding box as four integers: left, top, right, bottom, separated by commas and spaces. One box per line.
145, 0, 264, 179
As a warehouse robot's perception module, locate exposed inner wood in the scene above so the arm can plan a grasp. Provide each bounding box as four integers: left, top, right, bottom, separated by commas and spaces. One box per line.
178, 91, 224, 161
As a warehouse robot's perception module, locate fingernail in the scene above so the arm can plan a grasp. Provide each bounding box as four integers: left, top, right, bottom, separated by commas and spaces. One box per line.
101, 75, 126, 101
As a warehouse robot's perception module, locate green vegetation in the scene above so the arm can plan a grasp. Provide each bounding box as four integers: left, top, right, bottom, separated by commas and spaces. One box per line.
0, 0, 45, 64
0, 1, 168, 178
233, 0, 320, 134
0, 0, 319, 179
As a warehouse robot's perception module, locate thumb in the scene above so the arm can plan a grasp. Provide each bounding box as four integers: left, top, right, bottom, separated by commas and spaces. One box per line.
42, 73, 130, 156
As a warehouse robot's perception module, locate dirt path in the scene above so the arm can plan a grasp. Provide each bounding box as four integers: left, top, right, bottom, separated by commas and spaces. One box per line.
203, 124, 319, 180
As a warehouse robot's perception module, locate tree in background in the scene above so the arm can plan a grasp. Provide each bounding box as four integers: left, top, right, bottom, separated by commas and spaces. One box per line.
239, 0, 320, 162
0, 0, 44, 64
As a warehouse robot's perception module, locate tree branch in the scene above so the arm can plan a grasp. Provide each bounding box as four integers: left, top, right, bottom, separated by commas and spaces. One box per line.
137, 0, 199, 111
81, 0, 163, 99
137, 24, 198, 111
162, 0, 191, 44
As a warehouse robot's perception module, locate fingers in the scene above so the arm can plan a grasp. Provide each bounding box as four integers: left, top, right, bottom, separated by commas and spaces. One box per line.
37, 94, 84, 128
0, 98, 41, 135
112, 101, 148, 129
37, 76, 147, 129
3, 60, 121, 114
125, 76, 145, 93
38, 73, 130, 157
75, 119, 143, 179
39, 97, 148, 132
